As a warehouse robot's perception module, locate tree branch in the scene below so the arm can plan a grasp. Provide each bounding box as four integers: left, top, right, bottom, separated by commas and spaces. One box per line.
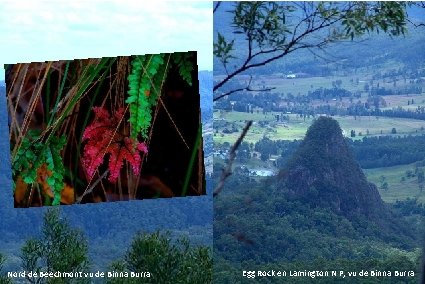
407, 18, 425, 28
76, 170, 109, 203
214, 86, 275, 101
213, 1, 222, 14
213, 121, 253, 198
213, 76, 275, 101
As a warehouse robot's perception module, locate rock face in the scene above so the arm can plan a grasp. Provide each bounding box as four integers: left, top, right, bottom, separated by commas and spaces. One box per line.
278, 117, 386, 219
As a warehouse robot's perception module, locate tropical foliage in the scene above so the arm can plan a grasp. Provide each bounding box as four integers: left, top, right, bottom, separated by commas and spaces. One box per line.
8, 52, 197, 206
12, 131, 66, 205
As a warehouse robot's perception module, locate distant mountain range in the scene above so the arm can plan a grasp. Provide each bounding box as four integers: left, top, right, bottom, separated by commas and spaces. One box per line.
199, 70, 213, 121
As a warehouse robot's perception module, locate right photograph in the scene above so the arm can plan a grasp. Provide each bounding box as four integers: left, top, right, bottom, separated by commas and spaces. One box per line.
213, 2, 425, 283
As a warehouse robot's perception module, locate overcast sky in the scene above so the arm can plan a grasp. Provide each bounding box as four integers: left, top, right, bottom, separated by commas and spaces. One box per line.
0, 0, 212, 79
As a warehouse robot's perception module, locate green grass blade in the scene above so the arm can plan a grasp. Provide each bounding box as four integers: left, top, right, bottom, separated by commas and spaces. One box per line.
181, 124, 203, 196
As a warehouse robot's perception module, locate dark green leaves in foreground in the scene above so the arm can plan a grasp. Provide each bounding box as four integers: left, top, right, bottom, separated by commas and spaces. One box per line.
106, 231, 212, 284
233, 2, 292, 48
0, 254, 12, 284
127, 54, 166, 139
12, 131, 67, 206
0, 209, 211, 284
340, 2, 407, 39
126, 53, 195, 140
213, 33, 235, 66
171, 52, 194, 86
21, 208, 90, 284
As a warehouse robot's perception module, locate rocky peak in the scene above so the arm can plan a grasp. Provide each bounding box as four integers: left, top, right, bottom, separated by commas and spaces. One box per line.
278, 116, 386, 219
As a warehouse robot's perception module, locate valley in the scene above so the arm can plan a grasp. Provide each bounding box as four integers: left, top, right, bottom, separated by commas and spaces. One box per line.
213, 2, 425, 283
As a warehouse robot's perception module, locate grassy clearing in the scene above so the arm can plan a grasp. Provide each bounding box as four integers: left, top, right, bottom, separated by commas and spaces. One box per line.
261, 75, 361, 95
337, 115, 425, 137
243, 64, 421, 97
364, 163, 425, 204
214, 111, 311, 144
223, 71, 425, 116
214, 110, 425, 144
306, 93, 425, 111
380, 93, 425, 111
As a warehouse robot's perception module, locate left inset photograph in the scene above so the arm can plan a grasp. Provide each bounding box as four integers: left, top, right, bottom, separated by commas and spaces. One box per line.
6, 52, 205, 208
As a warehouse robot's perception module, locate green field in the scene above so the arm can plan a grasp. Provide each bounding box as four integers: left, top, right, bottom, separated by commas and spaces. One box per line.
229, 60, 419, 97
214, 110, 425, 144
307, 93, 425, 111
261, 74, 362, 95
364, 163, 425, 204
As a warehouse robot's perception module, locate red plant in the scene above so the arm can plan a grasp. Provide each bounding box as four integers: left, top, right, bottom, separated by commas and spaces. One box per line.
82, 106, 148, 183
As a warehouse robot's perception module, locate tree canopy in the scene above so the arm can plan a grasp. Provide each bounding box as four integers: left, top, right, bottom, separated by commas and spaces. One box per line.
106, 231, 212, 284
21, 208, 90, 284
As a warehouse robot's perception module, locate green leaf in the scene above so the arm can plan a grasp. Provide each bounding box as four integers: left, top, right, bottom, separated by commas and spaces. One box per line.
23, 175, 35, 184
13, 131, 67, 206
126, 54, 169, 139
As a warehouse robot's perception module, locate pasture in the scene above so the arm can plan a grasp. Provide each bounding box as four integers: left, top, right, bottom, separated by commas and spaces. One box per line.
364, 163, 425, 204
214, 110, 425, 144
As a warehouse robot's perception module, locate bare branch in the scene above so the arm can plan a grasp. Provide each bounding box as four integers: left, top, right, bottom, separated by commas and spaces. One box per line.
406, 2, 425, 28
213, 121, 253, 198
214, 86, 275, 101
213, 1, 222, 14
213, 76, 275, 101
407, 18, 425, 28
76, 170, 109, 203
